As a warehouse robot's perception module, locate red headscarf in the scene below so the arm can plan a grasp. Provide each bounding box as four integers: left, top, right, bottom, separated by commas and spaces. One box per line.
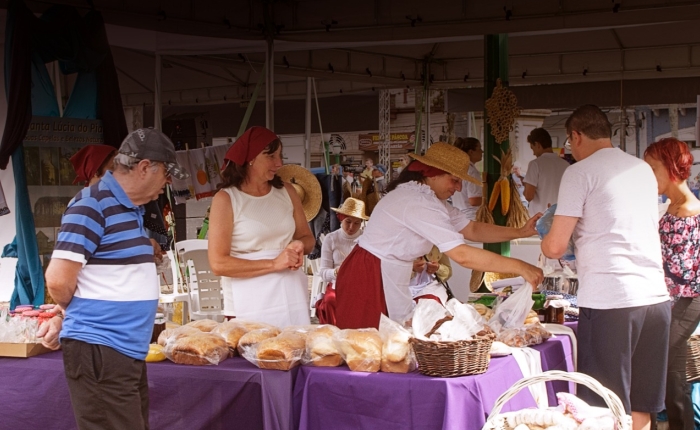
223, 126, 279, 168
406, 160, 447, 177
70, 144, 117, 184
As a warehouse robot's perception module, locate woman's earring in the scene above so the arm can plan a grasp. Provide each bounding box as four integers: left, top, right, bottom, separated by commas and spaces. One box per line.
249, 161, 253, 166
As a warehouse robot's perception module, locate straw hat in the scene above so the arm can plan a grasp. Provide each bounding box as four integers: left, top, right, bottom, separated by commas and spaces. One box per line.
408, 142, 481, 186
331, 197, 369, 221
277, 165, 322, 222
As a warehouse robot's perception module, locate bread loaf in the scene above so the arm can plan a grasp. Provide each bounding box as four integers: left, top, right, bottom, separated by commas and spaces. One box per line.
380, 359, 410, 373
380, 329, 413, 373
157, 326, 200, 347
237, 327, 281, 356
168, 333, 229, 365
186, 319, 220, 332
211, 320, 275, 351
307, 325, 342, 367
335, 329, 382, 372
255, 333, 306, 370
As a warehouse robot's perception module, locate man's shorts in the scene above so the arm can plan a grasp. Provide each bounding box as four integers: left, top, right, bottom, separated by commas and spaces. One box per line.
577, 301, 671, 414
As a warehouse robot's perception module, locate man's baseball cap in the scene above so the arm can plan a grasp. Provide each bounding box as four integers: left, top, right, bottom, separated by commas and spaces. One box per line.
118, 128, 189, 180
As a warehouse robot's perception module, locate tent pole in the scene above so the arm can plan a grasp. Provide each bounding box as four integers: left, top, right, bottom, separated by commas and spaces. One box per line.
154, 53, 162, 131
305, 77, 312, 168
265, 39, 274, 131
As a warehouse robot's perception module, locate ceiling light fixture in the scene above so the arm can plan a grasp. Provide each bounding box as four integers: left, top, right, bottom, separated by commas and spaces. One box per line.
366, 68, 372, 77
405, 15, 422, 27
328, 63, 335, 73
223, 18, 231, 29
504, 6, 512, 21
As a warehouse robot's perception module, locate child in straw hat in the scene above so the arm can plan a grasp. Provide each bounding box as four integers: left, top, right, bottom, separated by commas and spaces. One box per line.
315, 197, 370, 325
334, 142, 544, 330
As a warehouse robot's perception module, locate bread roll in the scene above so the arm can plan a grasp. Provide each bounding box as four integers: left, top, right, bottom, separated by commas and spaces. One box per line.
237, 327, 281, 355
186, 319, 220, 332
168, 333, 229, 365
335, 329, 382, 372
307, 325, 342, 367
255, 333, 306, 370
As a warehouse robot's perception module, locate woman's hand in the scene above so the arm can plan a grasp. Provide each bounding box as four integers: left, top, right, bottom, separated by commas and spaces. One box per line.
274, 248, 302, 271
517, 261, 544, 290
518, 213, 543, 238
412, 258, 426, 273
425, 260, 440, 275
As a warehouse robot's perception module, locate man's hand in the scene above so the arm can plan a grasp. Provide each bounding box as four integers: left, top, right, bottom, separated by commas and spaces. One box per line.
519, 213, 542, 238
37, 316, 63, 350
150, 238, 165, 264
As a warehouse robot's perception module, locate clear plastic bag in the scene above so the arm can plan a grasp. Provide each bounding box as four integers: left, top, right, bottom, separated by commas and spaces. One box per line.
210, 320, 276, 353
304, 324, 343, 367
333, 328, 382, 372
535, 204, 576, 261
378, 315, 416, 373
496, 323, 552, 348
163, 332, 230, 365
236, 327, 281, 356
488, 282, 535, 333
240, 332, 306, 371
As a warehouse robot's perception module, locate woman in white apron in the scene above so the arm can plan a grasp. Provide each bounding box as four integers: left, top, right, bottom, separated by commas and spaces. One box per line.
208, 126, 316, 327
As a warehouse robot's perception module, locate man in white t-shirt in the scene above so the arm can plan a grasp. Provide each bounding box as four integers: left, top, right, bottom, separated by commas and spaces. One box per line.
451, 137, 483, 220
523, 128, 570, 216
541, 105, 670, 430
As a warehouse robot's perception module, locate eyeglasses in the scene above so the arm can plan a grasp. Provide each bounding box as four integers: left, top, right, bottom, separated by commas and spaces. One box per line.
150, 162, 171, 180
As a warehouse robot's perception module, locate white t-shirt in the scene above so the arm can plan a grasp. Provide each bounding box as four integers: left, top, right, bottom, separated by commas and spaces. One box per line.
359, 181, 470, 322
451, 163, 482, 221
555, 147, 668, 309
524, 153, 570, 216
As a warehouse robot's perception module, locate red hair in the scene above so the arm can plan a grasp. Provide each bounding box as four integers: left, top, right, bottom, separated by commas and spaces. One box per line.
644, 138, 693, 182
336, 213, 347, 221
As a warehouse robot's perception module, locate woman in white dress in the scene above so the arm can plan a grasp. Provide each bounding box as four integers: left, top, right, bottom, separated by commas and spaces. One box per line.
315, 198, 369, 325
450, 137, 483, 221
208, 126, 315, 327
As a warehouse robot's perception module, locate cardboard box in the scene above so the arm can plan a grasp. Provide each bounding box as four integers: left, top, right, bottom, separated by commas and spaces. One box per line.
0, 342, 52, 358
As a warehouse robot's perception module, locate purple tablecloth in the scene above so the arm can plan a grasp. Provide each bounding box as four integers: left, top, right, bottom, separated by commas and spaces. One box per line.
564, 321, 578, 337
293, 336, 574, 430
1, 352, 298, 430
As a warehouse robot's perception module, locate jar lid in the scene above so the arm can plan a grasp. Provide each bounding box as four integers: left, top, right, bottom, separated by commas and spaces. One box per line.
547, 295, 564, 299
155, 313, 165, 318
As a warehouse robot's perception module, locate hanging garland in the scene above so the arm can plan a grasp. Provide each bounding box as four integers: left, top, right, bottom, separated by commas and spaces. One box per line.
485, 78, 520, 144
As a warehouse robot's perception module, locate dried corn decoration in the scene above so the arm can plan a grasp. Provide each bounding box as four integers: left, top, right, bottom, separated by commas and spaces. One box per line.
489, 148, 515, 216
506, 179, 529, 229
485, 79, 520, 144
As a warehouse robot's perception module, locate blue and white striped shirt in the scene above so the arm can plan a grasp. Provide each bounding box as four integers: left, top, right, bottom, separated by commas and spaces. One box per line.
52, 171, 158, 360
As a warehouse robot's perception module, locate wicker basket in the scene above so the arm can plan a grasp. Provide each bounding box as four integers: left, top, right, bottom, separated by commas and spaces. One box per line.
687, 335, 700, 382
482, 370, 631, 430
410, 333, 495, 378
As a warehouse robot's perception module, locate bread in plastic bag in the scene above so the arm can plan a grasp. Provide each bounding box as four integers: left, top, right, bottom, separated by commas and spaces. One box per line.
304, 325, 343, 367
488, 283, 535, 334
237, 327, 281, 356
281, 324, 318, 341
164, 332, 229, 365
185, 319, 220, 332
496, 323, 552, 348
211, 320, 276, 353
157, 325, 201, 347
240, 332, 306, 371
333, 328, 382, 372
378, 314, 416, 373
536, 204, 575, 261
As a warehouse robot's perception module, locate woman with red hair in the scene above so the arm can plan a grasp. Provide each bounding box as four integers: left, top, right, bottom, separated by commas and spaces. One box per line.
645, 138, 700, 430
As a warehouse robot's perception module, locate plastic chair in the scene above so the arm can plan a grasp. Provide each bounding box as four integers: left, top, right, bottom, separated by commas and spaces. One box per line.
175, 240, 224, 322
158, 250, 190, 321
308, 258, 326, 317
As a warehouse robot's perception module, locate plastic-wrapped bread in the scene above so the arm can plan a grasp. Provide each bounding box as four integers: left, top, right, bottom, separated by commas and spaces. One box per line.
185, 319, 220, 332
164, 332, 229, 365
211, 320, 276, 352
333, 328, 382, 372
157, 325, 201, 347
378, 314, 416, 373
237, 327, 281, 356
253, 333, 306, 371
305, 325, 342, 367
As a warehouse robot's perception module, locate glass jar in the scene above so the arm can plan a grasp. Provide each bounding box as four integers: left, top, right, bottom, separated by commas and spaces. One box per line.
151, 312, 166, 344
544, 295, 565, 324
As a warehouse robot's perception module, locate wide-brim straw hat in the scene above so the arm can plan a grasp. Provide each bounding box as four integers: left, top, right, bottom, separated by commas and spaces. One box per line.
277, 165, 322, 222
408, 142, 481, 186
331, 197, 369, 221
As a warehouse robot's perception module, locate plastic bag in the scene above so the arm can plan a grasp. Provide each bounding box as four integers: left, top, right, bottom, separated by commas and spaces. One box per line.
157, 325, 200, 347
236, 327, 281, 356
378, 315, 416, 373
211, 320, 276, 353
496, 323, 552, 348
333, 328, 382, 372
240, 332, 306, 371
488, 282, 535, 333
411, 299, 450, 340
304, 325, 343, 367
535, 204, 576, 261
163, 332, 230, 365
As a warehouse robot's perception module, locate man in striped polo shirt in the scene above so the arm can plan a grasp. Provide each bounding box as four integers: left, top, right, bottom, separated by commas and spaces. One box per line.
46, 128, 188, 430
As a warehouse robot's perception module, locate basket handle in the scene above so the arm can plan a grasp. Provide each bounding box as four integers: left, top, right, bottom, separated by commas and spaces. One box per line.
484, 370, 630, 430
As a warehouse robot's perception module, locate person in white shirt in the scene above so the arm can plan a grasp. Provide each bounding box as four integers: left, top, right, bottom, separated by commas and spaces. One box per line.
334, 143, 544, 329
541, 105, 670, 430
451, 137, 483, 220
523, 128, 570, 216
315, 198, 369, 325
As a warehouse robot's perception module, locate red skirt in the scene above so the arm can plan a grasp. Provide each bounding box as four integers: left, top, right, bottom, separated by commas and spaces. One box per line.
335, 246, 388, 330
315, 282, 336, 325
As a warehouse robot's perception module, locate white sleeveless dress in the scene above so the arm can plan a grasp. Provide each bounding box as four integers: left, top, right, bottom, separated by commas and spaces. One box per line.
220, 186, 310, 327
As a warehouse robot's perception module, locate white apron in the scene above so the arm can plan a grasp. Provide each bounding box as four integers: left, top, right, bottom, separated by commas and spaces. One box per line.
221, 249, 311, 328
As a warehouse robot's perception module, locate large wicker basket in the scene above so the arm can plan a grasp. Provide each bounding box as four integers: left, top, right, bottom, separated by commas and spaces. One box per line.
410, 333, 495, 378
482, 370, 631, 430
687, 335, 700, 382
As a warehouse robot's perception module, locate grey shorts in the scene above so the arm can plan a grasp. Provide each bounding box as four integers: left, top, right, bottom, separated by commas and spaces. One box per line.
577, 301, 671, 414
